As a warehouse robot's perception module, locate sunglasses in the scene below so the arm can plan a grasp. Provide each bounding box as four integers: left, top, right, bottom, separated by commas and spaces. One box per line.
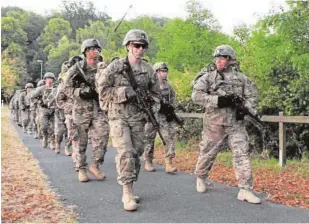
87, 46, 102, 52
131, 43, 148, 49
215, 55, 229, 59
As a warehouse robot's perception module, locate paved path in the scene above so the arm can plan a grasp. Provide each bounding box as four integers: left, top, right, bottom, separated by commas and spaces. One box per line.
14, 122, 309, 223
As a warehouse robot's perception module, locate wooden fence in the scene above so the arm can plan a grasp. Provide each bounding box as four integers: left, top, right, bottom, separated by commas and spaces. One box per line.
177, 112, 309, 167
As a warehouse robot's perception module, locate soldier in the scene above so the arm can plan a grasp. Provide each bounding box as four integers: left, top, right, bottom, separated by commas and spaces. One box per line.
31, 73, 56, 149
144, 62, 178, 173
63, 39, 110, 182
56, 60, 78, 167
9, 90, 19, 123
19, 83, 34, 133
13, 90, 23, 127
46, 74, 70, 155
33, 80, 45, 140
192, 45, 261, 204
96, 29, 161, 211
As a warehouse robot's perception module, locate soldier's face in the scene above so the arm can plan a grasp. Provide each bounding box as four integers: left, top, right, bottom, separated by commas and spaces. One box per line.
26, 88, 31, 93
45, 78, 53, 86
158, 70, 168, 80
127, 42, 147, 59
215, 56, 228, 71
85, 47, 101, 63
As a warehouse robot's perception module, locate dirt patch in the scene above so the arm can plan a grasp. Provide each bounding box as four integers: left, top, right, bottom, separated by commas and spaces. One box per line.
1, 108, 77, 223
154, 147, 309, 209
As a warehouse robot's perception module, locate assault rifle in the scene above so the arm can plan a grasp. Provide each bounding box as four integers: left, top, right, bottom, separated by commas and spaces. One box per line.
123, 57, 166, 146
159, 103, 187, 131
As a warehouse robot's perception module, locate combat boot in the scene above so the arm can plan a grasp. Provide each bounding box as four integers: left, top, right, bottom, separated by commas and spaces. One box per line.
49, 142, 55, 151
165, 158, 177, 173
55, 141, 61, 154
64, 145, 72, 156
42, 136, 48, 148
22, 126, 27, 133
196, 177, 207, 193
144, 159, 156, 172
27, 129, 33, 135
122, 183, 137, 211
78, 168, 89, 182
237, 189, 261, 204
89, 163, 105, 180
33, 133, 39, 139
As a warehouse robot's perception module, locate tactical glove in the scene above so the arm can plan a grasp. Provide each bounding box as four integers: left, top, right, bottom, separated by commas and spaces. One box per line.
125, 87, 137, 101
74, 86, 95, 99
217, 95, 234, 108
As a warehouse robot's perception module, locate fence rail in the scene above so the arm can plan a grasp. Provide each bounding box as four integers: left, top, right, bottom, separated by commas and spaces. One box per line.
176, 112, 309, 167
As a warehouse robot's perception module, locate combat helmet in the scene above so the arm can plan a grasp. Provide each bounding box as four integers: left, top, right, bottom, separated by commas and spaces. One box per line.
43, 72, 56, 80
81, 39, 102, 54
25, 83, 34, 89
153, 62, 168, 72
213, 45, 236, 60
122, 29, 149, 46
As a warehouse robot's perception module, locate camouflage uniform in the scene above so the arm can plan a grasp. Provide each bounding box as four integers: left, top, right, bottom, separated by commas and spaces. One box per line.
56, 71, 76, 159
47, 85, 69, 154
192, 45, 261, 203
9, 91, 20, 123
96, 37, 161, 185
33, 80, 45, 140
13, 90, 23, 126
63, 40, 109, 180
144, 62, 177, 172
19, 83, 34, 133
31, 73, 56, 149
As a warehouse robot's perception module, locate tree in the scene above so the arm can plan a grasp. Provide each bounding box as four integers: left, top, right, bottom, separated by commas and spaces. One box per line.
1, 16, 28, 50
46, 36, 80, 75
55, 0, 111, 38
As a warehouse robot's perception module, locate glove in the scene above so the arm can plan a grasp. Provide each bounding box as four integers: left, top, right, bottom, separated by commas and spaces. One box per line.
75, 86, 95, 99
125, 87, 137, 101
217, 95, 234, 108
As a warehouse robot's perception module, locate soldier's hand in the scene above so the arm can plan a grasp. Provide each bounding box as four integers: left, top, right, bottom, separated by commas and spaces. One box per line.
125, 87, 137, 101
74, 86, 94, 99
217, 95, 234, 108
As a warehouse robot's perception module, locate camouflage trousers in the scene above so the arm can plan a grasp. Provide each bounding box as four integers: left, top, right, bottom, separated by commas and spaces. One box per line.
65, 113, 76, 164
40, 108, 55, 146
109, 119, 146, 185
12, 109, 18, 122
54, 109, 69, 146
72, 110, 110, 169
144, 114, 176, 161
35, 107, 43, 139
29, 110, 37, 133
195, 122, 253, 190
21, 109, 30, 132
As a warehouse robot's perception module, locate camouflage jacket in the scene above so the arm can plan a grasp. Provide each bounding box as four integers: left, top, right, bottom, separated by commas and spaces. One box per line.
63, 60, 103, 119
31, 85, 54, 109
192, 67, 258, 126
96, 57, 161, 121
55, 81, 73, 115
18, 91, 30, 110
29, 89, 38, 111
159, 78, 175, 106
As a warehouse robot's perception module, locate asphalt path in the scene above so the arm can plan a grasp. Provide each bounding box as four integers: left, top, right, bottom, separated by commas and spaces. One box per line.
13, 122, 309, 223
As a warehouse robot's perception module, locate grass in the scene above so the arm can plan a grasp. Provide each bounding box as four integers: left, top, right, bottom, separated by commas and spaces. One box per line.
1, 107, 77, 223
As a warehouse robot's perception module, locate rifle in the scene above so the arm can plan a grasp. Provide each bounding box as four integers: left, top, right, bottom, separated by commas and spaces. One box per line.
123, 57, 166, 146
69, 61, 99, 101
159, 103, 187, 131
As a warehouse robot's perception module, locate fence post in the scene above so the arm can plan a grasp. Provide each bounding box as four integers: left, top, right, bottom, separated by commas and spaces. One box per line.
279, 111, 286, 167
